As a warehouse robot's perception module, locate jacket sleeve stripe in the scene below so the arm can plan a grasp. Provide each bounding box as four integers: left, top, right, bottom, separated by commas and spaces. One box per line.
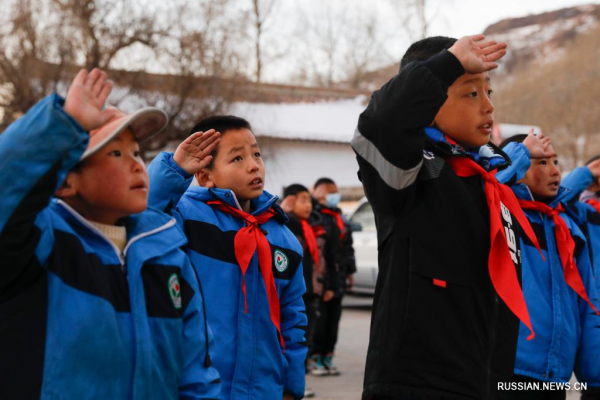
351, 127, 423, 191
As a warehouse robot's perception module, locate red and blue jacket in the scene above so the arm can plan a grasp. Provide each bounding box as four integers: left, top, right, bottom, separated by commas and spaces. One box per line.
503, 143, 600, 387
148, 152, 308, 400
0, 95, 221, 399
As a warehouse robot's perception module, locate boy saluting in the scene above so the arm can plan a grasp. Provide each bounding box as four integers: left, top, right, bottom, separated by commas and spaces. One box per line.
148, 116, 308, 400
352, 35, 552, 399
0, 69, 220, 399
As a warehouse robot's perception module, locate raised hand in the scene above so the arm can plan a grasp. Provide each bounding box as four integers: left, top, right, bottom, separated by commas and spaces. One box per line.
522, 130, 555, 159
280, 195, 296, 214
448, 35, 507, 74
63, 68, 117, 131
173, 129, 221, 174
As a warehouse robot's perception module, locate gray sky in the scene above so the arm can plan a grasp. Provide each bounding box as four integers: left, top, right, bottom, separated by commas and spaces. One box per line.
258, 0, 599, 82
428, 0, 599, 37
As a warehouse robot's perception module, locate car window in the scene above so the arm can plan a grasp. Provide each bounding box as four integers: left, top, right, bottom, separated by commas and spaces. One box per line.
350, 202, 376, 232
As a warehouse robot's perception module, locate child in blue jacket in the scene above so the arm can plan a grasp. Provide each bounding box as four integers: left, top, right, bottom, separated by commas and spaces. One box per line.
147, 115, 308, 400
500, 134, 600, 398
561, 157, 600, 281
0, 69, 221, 400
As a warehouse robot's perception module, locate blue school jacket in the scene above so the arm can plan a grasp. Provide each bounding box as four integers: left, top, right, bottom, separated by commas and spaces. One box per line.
0, 95, 221, 400
503, 143, 600, 387
148, 152, 308, 400
561, 166, 600, 283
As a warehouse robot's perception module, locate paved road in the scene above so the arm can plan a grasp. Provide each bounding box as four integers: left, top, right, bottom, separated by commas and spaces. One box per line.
305, 295, 372, 400
306, 294, 582, 400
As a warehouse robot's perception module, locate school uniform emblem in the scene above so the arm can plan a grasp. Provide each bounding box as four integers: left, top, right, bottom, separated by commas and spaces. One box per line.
274, 250, 289, 272
168, 273, 182, 309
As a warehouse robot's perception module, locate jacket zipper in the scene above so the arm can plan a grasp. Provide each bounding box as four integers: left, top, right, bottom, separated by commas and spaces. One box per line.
58, 200, 177, 273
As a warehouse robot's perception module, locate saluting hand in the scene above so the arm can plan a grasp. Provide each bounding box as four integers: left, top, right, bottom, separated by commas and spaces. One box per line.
64, 68, 117, 131
523, 129, 555, 159
173, 129, 221, 174
448, 35, 507, 74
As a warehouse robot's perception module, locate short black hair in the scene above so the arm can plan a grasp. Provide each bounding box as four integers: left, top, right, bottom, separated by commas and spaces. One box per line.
400, 36, 457, 70
188, 115, 253, 168
499, 134, 527, 149
313, 177, 335, 190
189, 115, 252, 137
283, 183, 310, 198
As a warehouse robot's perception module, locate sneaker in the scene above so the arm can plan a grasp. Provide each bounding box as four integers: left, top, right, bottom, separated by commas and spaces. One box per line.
304, 387, 316, 398
323, 354, 340, 376
309, 355, 328, 376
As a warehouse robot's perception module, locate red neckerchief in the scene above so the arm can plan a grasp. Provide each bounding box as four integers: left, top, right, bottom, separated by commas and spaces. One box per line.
587, 199, 600, 213
446, 156, 544, 340
207, 200, 285, 351
301, 219, 320, 272
518, 200, 600, 315
321, 208, 346, 241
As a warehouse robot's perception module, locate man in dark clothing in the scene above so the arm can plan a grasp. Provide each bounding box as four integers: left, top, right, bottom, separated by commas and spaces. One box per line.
351, 35, 551, 399
310, 177, 357, 376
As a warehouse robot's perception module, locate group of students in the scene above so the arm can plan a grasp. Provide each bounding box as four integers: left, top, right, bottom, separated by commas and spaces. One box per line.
0, 66, 355, 400
2, 31, 600, 400
279, 178, 356, 397
353, 34, 600, 400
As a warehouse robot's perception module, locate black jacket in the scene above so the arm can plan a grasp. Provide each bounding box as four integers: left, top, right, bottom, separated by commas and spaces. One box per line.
286, 211, 326, 297
314, 203, 357, 297
352, 50, 523, 400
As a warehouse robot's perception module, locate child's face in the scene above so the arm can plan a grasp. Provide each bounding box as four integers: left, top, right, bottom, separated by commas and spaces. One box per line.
292, 192, 313, 219
198, 128, 265, 211
312, 183, 339, 206
60, 129, 149, 224
434, 71, 494, 148
521, 149, 561, 201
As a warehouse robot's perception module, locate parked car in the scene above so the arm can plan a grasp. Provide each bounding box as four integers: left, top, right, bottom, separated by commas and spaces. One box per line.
348, 198, 377, 295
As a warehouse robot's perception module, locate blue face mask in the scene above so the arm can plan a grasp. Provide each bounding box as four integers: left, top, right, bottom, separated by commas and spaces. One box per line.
325, 193, 341, 208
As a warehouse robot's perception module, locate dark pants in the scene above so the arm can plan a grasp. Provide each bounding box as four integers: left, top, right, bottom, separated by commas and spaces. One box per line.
505, 375, 566, 400
313, 296, 343, 355
303, 295, 320, 364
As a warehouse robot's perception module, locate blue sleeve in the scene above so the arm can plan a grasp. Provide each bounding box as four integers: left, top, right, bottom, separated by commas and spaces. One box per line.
179, 257, 222, 399
280, 261, 308, 398
0, 94, 88, 296
562, 167, 593, 203
573, 235, 600, 387
147, 152, 194, 216
496, 142, 531, 185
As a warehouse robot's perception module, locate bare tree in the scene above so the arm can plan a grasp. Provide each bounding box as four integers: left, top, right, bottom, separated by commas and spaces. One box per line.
250, 0, 278, 83
0, 0, 246, 159
291, 3, 388, 89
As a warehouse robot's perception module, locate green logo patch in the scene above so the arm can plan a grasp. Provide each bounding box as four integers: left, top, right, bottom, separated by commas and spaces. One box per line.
274, 250, 289, 272
168, 273, 182, 309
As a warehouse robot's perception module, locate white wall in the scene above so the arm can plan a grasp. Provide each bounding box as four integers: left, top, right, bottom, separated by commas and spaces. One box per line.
260, 138, 362, 196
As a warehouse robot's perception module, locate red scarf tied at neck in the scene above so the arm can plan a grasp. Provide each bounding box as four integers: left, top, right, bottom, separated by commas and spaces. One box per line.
207, 200, 285, 351
321, 208, 346, 241
518, 200, 600, 315
586, 199, 600, 213
446, 156, 544, 340
301, 219, 320, 272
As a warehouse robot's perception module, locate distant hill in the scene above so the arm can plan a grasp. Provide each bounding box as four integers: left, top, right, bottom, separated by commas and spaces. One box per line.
348, 4, 600, 91
484, 4, 600, 80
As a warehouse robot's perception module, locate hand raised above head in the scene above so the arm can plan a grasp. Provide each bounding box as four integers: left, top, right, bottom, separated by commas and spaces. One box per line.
523, 129, 556, 159
449, 35, 507, 74
173, 129, 221, 175
64, 68, 117, 132
280, 195, 296, 214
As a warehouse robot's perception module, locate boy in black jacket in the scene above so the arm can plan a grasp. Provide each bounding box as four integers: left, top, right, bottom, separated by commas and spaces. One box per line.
311, 177, 356, 376
352, 35, 552, 400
